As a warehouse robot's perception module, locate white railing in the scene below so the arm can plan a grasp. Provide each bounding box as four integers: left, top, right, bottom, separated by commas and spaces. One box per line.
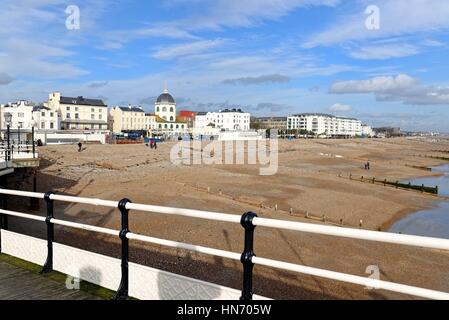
1, 188, 449, 300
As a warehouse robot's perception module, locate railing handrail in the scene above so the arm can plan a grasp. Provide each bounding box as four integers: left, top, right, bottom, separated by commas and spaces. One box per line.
1, 188, 448, 250
1, 188, 449, 300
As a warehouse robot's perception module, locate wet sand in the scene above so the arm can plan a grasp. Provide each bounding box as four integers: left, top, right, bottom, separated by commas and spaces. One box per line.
7, 136, 449, 300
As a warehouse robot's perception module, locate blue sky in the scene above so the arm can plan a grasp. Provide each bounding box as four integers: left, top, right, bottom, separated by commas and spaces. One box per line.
1, 0, 449, 131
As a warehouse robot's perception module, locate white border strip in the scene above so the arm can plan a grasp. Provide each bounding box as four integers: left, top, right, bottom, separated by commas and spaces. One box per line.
252, 256, 449, 300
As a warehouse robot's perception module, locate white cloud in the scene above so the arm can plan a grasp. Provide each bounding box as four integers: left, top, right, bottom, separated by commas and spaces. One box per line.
152, 39, 228, 60
349, 44, 420, 60
165, 0, 340, 30
330, 74, 419, 94
329, 103, 352, 112
99, 26, 200, 50
304, 0, 449, 48
330, 74, 449, 105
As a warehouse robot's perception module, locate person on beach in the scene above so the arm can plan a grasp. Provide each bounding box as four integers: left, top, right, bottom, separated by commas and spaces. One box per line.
78, 141, 82, 152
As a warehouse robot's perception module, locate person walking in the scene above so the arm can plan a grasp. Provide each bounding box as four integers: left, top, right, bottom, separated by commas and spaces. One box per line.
78, 141, 82, 152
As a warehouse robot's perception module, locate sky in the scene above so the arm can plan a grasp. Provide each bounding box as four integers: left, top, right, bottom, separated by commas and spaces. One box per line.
1, 0, 449, 132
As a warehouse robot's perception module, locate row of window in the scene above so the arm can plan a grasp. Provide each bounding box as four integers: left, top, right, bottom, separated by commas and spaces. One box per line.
66, 113, 103, 120
40, 122, 55, 129
66, 106, 104, 113
63, 124, 107, 130
156, 107, 175, 112
158, 124, 185, 129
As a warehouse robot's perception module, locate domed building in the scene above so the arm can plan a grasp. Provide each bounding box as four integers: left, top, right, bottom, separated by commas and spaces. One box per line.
155, 88, 177, 122
152, 87, 188, 135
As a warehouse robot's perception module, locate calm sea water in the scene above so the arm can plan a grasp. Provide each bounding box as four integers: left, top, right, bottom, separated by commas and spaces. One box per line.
389, 164, 449, 239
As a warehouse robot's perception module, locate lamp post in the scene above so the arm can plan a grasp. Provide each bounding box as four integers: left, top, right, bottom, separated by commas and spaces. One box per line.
30, 119, 36, 158
4, 112, 12, 162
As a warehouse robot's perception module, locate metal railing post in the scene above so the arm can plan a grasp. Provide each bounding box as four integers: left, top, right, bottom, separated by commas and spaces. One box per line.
113, 198, 131, 300
41, 191, 54, 274
0, 179, 8, 231
0, 187, 8, 253
240, 211, 257, 301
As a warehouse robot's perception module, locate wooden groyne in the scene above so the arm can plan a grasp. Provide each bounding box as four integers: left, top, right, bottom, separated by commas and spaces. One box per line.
338, 173, 439, 195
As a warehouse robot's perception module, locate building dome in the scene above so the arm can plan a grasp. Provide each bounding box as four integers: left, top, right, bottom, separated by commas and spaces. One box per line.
156, 89, 175, 104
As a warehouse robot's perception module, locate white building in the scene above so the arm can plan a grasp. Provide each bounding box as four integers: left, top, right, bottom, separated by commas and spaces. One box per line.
287, 113, 362, 137
1, 100, 34, 129
194, 109, 251, 132
45, 92, 108, 130
32, 106, 60, 131
152, 88, 188, 135
361, 125, 374, 137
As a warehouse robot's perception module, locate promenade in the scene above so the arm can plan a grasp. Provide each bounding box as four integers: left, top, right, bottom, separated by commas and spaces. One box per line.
0, 260, 98, 300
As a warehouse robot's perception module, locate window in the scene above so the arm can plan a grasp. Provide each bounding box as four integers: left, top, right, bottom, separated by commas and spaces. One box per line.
50, 112, 54, 117
66, 106, 70, 111
75, 113, 79, 119
157, 107, 160, 112
91, 124, 95, 129
159, 124, 162, 129
66, 113, 71, 119
50, 122, 54, 129
170, 107, 174, 112
41, 122, 45, 129
75, 107, 79, 111
18, 113, 24, 118
91, 108, 95, 112
91, 114, 95, 120
99, 114, 102, 120
41, 112, 45, 117
170, 116, 174, 121
162, 107, 167, 112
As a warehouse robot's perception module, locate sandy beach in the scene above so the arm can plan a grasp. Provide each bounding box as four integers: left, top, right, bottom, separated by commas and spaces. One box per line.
7, 137, 449, 300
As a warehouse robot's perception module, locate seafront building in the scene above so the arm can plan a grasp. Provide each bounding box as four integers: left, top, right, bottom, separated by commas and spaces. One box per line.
108, 106, 156, 133
32, 105, 60, 130
0, 100, 34, 130
194, 109, 251, 132
45, 92, 108, 130
287, 113, 362, 137
152, 89, 188, 134
252, 116, 288, 131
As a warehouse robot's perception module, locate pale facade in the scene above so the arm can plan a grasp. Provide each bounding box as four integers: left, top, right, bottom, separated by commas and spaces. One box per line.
152, 89, 188, 134
32, 106, 60, 130
109, 106, 156, 133
287, 113, 362, 137
45, 92, 108, 130
194, 109, 251, 132
361, 125, 374, 137
155, 89, 176, 122
1, 100, 34, 129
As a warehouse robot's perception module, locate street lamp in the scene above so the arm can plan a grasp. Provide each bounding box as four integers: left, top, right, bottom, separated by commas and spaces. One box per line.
30, 119, 37, 158
4, 112, 12, 161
